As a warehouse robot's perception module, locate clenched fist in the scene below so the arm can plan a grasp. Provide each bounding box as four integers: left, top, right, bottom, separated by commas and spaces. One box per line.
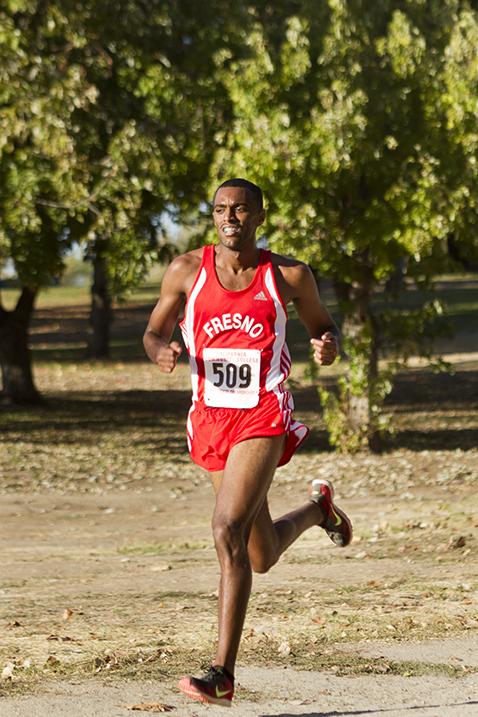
310, 332, 339, 366
156, 340, 182, 373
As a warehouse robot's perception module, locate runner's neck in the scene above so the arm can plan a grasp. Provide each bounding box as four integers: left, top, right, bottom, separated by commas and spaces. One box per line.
214, 243, 261, 274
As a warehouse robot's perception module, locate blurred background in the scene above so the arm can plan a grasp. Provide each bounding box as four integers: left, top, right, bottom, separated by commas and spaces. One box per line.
1, 4, 477, 702
1, 0, 477, 461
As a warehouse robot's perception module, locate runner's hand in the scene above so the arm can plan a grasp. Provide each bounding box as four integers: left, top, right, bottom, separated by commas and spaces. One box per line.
310, 332, 338, 366
156, 340, 182, 373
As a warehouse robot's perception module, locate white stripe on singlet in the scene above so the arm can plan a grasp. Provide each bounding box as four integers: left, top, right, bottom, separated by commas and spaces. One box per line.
184, 266, 207, 402
264, 267, 288, 394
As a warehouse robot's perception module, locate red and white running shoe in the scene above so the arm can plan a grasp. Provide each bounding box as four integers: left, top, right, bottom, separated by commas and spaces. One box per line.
178, 665, 234, 707
310, 478, 353, 547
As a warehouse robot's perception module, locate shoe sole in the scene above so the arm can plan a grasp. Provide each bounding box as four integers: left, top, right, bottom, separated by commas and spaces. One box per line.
325, 502, 353, 547
178, 680, 232, 707
310, 478, 353, 547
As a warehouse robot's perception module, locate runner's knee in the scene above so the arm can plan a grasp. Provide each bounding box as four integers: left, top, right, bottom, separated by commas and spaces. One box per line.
212, 517, 249, 566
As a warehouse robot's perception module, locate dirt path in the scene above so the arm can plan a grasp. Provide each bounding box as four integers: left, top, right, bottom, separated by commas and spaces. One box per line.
1, 662, 477, 716
1, 453, 477, 716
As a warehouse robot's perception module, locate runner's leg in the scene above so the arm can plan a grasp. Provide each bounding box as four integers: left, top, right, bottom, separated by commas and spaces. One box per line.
247, 498, 324, 573
210, 435, 325, 673
211, 435, 285, 674
210, 465, 324, 575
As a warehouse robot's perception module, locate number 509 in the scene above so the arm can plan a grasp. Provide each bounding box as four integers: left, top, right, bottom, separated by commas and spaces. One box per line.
212, 362, 252, 389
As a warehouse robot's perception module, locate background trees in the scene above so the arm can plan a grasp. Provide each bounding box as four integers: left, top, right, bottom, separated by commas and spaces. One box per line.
0, 0, 245, 397
0, 1, 91, 401
211, 0, 478, 449
1, 0, 477, 451
61, 0, 236, 358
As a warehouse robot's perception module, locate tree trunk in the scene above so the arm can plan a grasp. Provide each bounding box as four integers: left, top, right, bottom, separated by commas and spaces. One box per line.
333, 279, 380, 450
87, 247, 112, 359
0, 287, 41, 404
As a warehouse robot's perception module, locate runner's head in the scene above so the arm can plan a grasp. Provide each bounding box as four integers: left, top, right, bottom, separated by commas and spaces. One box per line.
212, 178, 265, 250
214, 178, 263, 210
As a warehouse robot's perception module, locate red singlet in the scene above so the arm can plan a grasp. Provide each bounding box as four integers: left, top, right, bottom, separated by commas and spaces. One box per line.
179, 245, 308, 471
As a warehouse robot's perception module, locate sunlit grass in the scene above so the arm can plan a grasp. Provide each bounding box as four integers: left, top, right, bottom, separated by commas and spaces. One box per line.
1, 280, 162, 311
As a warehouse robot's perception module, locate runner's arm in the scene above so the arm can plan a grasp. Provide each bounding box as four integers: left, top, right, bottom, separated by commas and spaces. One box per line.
143, 257, 188, 373
289, 264, 340, 366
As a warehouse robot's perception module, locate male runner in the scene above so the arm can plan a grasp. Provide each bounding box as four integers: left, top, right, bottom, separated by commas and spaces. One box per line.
143, 178, 352, 707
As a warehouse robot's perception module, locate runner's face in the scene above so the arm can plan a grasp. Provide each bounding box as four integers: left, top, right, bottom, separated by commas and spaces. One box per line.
212, 187, 265, 250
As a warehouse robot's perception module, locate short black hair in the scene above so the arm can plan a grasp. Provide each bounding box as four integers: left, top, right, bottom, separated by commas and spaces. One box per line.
214, 178, 263, 209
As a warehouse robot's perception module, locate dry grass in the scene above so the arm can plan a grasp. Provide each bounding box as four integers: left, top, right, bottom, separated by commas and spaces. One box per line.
1, 277, 477, 696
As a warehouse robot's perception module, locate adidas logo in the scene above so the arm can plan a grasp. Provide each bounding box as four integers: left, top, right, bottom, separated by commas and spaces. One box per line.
253, 291, 268, 301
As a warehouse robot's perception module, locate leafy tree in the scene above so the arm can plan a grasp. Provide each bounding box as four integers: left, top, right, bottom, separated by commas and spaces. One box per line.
0, 1, 92, 401
0, 0, 249, 396
431, 6, 478, 270
50, 0, 249, 357
211, 0, 478, 449
59, 0, 189, 357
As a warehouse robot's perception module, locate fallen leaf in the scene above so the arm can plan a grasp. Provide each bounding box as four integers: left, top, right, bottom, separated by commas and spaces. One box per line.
6, 620, 22, 628
354, 551, 368, 560
123, 703, 175, 712
449, 536, 466, 550
45, 656, 60, 667
2, 663, 14, 679
63, 608, 73, 620
277, 641, 291, 656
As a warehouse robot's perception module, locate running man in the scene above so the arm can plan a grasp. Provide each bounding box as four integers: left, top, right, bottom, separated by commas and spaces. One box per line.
143, 178, 352, 707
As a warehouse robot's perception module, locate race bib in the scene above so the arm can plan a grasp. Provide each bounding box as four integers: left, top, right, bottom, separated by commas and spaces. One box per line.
203, 348, 261, 408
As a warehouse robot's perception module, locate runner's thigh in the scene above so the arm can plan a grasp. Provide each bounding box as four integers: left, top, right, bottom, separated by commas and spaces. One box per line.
213, 435, 285, 529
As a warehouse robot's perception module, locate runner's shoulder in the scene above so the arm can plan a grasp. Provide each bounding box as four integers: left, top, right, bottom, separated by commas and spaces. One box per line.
269, 252, 313, 287
164, 248, 204, 293
270, 251, 308, 271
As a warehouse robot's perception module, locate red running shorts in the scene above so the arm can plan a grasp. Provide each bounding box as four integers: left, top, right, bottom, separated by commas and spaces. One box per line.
186, 390, 309, 472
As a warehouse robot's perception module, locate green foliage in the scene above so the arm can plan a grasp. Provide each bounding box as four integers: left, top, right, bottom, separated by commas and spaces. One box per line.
319, 295, 452, 451
378, 298, 452, 368
59, 1, 208, 298
210, 0, 478, 449
2, 0, 477, 415
0, 1, 249, 299
319, 319, 393, 452
0, 2, 91, 288
0, 1, 253, 393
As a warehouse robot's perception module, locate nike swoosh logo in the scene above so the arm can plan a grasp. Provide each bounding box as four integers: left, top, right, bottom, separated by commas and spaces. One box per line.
332, 510, 342, 527
216, 687, 231, 698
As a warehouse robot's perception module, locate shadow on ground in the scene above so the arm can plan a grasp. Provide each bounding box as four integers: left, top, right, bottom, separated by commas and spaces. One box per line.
1, 366, 477, 453
293, 369, 478, 452
0, 390, 190, 455
4, 285, 478, 454
262, 698, 478, 716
